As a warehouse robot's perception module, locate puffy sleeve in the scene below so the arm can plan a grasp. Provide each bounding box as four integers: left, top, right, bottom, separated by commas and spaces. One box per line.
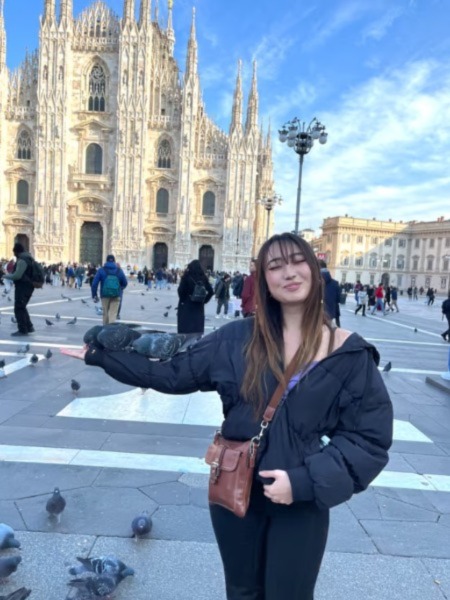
85, 329, 221, 395
287, 350, 393, 509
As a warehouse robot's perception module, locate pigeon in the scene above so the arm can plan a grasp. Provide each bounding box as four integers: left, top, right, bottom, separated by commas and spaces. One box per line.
131, 511, 152, 539
0, 359, 5, 369
141, 305, 145, 310
11, 317, 17, 324
45, 349, 53, 360
55, 313, 61, 320
131, 333, 186, 361
414, 328, 418, 333
0, 523, 21, 549
0, 588, 32, 600
29, 354, 39, 365
0, 555, 22, 579
154, 297, 159, 301
71, 379, 80, 393
7, 296, 11, 302
163, 312, 169, 318
45, 318, 54, 326
68, 555, 134, 579
141, 292, 145, 296
46, 487, 66, 522
83, 325, 104, 346
61, 293, 67, 299
382, 361, 392, 373
97, 325, 141, 351
17, 344, 30, 355
66, 317, 77, 325
67, 572, 120, 598
165, 305, 172, 310
81, 299, 88, 304
67, 297, 73, 302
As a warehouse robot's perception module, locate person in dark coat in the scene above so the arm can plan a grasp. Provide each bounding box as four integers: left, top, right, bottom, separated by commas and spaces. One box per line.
318, 259, 341, 327
177, 259, 213, 334
4, 242, 36, 336
63, 232, 393, 600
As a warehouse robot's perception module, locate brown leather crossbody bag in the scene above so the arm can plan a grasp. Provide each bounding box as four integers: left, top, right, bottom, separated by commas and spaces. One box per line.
205, 359, 299, 518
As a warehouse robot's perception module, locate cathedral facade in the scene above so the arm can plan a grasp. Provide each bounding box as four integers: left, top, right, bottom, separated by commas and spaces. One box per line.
0, 0, 274, 271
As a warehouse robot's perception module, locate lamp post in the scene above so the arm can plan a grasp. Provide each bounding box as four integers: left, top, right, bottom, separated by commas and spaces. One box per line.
258, 193, 282, 240
278, 117, 328, 235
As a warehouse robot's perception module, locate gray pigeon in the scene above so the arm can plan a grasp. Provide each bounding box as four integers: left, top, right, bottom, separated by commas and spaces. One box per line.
131, 511, 152, 539
0, 555, 21, 579
0, 359, 5, 369
66, 317, 77, 325
7, 296, 11, 302
71, 379, 80, 393
140, 305, 145, 310
0, 523, 20, 550
163, 312, 169, 318
29, 354, 39, 365
68, 555, 134, 579
382, 361, 392, 373
17, 344, 29, 355
45, 349, 53, 360
81, 299, 88, 304
46, 487, 66, 522
0, 588, 32, 600
67, 573, 120, 598
55, 313, 61, 320
131, 333, 186, 360
97, 325, 141, 351
45, 318, 54, 326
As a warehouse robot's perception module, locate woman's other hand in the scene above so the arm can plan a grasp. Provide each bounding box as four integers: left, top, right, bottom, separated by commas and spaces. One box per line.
259, 469, 294, 505
60, 345, 88, 361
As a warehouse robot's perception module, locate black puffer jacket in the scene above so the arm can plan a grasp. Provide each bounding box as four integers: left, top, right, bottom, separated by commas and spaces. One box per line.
85, 318, 393, 510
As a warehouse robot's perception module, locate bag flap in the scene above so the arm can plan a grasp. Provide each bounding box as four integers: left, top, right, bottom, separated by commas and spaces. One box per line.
205, 443, 242, 472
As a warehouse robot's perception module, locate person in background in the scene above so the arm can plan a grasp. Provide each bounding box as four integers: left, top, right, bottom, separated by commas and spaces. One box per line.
241, 258, 257, 318
215, 273, 232, 319
355, 285, 368, 316
91, 255, 128, 325
441, 292, 450, 342
177, 259, 214, 334
390, 287, 399, 312
4, 242, 36, 336
318, 260, 341, 327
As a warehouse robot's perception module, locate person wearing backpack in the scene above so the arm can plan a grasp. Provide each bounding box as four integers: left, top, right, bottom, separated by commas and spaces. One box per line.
177, 259, 213, 334
91, 254, 128, 325
4, 242, 38, 336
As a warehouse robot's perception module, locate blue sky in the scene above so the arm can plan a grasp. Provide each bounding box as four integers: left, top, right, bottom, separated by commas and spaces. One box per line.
3, 0, 450, 234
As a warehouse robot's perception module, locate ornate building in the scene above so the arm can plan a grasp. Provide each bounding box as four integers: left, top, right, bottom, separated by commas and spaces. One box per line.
0, 0, 274, 270
314, 215, 450, 292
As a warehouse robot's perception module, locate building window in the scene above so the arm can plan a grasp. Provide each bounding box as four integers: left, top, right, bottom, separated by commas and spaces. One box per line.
356, 235, 363, 244
425, 277, 431, 287
17, 180, 29, 205
356, 273, 362, 281
384, 238, 392, 246
414, 239, 420, 248
429, 239, 435, 249
156, 188, 169, 214
412, 258, 419, 271
157, 140, 171, 168
441, 277, 447, 290
341, 272, 347, 283
342, 233, 350, 243
17, 130, 32, 160
396, 256, 405, 269
371, 237, 378, 244
85, 143, 103, 174
411, 276, 416, 286
202, 191, 216, 216
444, 259, 450, 271
369, 274, 375, 285
88, 64, 106, 112
398, 238, 406, 247
445, 237, 450, 248
427, 257, 434, 271
397, 275, 402, 287
383, 255, 391, 269
369, 254, 377, 268
355, 255, 363, 267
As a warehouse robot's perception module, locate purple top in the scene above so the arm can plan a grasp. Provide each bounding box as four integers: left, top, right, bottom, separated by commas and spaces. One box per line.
285, 361, 319, 396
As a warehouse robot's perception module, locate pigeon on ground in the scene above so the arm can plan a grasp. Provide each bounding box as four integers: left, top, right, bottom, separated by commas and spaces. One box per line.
7, 296, 11, 302
0, 555, 22, 579
131, 333, 186, 361
55, 313, 61, 320
140, 305, 145, 310
45, 349, 53, 360
165, 305, 172, 310
141, 292, 145, 296
67, 317, 77, 325
71, 379, 80, 393
163, 312, 169, 318
46, 487, 66, 522
45, 318, 54, 326
67, 572, 121, 598
131, 511, 152, 539
414, 328, 418, 333
67, 297, 73, 302
154, 297, 159, 301
0, 359, 5, 369
11, 317, 17, 324
17, 344, 30, 355
81, 299, 88, 304
0, 587, 32, 600
68, 555, 134, 579
0, 523, 21, 549
382, 361, 392, 373
61, 294, 67, 299
29, 354, 39, 365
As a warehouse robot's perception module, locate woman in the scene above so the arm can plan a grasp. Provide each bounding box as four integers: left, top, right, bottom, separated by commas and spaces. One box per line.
62, 233, 393, 600
176, 259, 214, 334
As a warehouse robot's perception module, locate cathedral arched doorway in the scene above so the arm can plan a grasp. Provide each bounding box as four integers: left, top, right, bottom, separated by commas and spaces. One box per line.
14, 234, 29, 252
199, 245, 214, 271
381, 272, 390, 287
80, 222, 103, 265
153, 243, 168, 270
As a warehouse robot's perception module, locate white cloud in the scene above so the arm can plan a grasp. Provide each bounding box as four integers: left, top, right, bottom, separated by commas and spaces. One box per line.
272, 59, 450, 233
362, 7, 404, 41
303, 2, 369, 51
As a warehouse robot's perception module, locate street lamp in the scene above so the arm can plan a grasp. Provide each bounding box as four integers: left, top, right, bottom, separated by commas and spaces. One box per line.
258, 193, 282, 240
278, 117, 328, 235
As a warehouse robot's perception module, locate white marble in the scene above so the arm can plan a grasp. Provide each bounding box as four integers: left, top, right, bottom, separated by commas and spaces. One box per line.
372, 470, 435, 490
393, 420, 432, 443
183, 391, 223, 426
0, 444, 78, 464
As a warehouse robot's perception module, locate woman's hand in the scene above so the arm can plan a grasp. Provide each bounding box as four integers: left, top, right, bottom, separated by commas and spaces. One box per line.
60, 345, 88, 361
259, 469, 294, 505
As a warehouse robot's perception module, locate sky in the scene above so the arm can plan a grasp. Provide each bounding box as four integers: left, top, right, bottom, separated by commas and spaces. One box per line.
3, 0, 450, 235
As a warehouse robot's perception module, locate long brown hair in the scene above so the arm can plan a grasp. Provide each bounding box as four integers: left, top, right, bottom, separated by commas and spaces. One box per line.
241, 232, 330, 414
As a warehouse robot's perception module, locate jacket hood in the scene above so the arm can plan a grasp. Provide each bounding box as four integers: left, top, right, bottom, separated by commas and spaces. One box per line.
331, 332, 380, 366
103, 261, 119, 272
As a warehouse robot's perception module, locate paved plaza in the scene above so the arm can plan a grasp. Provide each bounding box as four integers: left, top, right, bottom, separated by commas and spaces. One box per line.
1, 283, 450, 599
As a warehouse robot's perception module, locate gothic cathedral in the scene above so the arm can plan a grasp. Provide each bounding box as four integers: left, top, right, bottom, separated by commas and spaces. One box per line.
0, 0, 274, 271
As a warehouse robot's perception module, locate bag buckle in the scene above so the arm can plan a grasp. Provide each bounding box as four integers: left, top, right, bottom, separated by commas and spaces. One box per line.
210, 460, 221, 483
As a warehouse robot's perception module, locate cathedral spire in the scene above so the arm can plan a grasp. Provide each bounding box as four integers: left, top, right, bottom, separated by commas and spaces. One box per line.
154, 0, 159, 23
230, 60, 243, 135
43, 0, 56, 24
266, 119, 272, 151
139, 0, 151, 28
0, 0, 6, 72
123, 0, 135, 23
59, 0, 73, 26
245, 60, 259, 134
167, 0, 175, 54
185, 7, 198, 82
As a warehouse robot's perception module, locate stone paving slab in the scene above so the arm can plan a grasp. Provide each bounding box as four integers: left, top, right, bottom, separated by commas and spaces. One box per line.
426, 375, 450, 396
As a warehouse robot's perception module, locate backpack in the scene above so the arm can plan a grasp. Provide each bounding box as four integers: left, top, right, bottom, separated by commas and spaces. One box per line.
102, 270, 121, 298
26, 258, 45, 289
190, 279, 208, 303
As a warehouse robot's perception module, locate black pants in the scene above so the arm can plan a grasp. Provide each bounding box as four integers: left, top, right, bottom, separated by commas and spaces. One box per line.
210, 485, 329, 600
443, 315, 450, 338
355, 304, 366, 315
14, 283, 34, 333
